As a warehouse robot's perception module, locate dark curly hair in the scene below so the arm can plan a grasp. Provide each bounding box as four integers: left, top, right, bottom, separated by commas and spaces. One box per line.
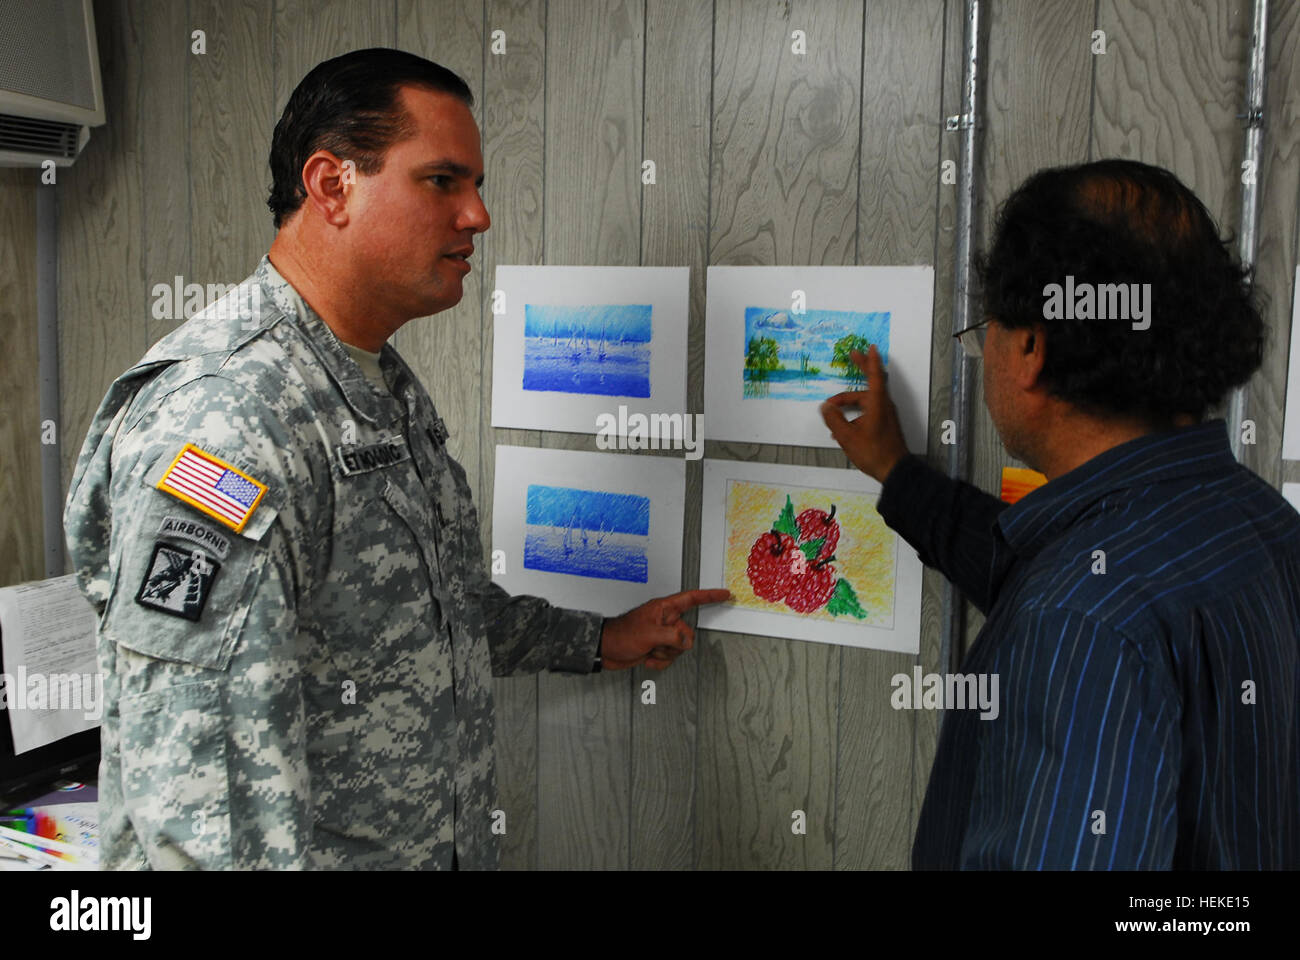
976, 159, 1264, 426
268, 48, 473, 229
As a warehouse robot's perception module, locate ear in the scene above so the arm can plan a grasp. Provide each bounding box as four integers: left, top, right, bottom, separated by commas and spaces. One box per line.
299, 150, 352, 227
1011, 323, 1048, 391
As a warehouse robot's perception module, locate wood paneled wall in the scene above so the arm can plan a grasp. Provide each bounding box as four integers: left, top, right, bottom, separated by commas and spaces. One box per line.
20, 0, 1299, 868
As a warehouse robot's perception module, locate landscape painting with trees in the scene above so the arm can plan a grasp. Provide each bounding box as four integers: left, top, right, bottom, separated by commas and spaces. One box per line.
741, 307, 890, 399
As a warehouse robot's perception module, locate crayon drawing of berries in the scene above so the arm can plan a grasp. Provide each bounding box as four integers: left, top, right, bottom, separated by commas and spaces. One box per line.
795, 505, 839, 562
743, 494, 867, 619
746, 530, 803, 603
784, 556, 836, 612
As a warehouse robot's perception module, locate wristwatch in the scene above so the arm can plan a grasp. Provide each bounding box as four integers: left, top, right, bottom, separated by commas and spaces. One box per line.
592, 620, 605, 673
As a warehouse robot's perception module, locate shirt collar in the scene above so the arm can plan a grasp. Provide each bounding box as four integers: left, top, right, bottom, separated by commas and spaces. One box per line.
994, 419, 1237, 559
255, 255, 405, 428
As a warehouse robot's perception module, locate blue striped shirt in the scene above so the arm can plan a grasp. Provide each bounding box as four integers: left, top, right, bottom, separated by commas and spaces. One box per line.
877, 419, 1300, 869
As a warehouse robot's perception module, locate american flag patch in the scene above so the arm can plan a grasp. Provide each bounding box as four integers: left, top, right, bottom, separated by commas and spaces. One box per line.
156, 444, 268, 533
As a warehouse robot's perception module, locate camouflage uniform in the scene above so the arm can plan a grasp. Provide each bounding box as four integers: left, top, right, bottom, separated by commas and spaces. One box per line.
63, 256, 603, 870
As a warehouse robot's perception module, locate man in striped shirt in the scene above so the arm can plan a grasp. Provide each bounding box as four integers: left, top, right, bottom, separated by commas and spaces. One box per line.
823, 159, 1299, 869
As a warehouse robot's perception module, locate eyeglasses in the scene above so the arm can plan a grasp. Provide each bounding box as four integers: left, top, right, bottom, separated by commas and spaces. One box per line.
953, 317, 992, 359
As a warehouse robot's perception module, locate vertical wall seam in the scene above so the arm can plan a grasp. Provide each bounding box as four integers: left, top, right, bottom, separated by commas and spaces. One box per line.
914, 0, 955, 848
271, 0, 277, 162
852, 0, 865, 268
628, 0, 649, 873
831, 0, 870, 873
38, 148, 62, 575
692, 0, 718, 872
478, 0, 486, 536
536, 0, 548, 871
638, 0, 647, 269
186, 0, 193, 303
142, 1, 153, 354
1086, 0, 1100, 161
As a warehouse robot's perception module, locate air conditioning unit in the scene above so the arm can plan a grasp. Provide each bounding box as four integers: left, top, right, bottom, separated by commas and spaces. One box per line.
0, 0, 105, 168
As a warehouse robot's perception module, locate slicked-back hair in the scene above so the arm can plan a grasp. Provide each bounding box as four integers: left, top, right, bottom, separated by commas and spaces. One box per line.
267, 47, 473, 229
976, 159, 1264, 426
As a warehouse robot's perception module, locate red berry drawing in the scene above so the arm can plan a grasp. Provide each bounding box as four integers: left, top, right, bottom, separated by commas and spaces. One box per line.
785, 557, 838, 613
795, 505, 840, 562
744, 494, 868, 619
746, 530, 804, 603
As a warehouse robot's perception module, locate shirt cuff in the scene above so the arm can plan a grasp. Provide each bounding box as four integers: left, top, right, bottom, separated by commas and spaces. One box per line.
546, 608, 606, 675
876, 454, 935, 528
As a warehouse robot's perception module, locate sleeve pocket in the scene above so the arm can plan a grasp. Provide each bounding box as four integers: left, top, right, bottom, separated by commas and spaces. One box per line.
118, 678, 233, 870
104, 455, 283, 671
112, 537, 271, 672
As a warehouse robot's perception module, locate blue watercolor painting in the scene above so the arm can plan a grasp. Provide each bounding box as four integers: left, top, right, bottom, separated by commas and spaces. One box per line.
522, 304, 652, 398
742, 307, 890, 400
523, 484, 650, 583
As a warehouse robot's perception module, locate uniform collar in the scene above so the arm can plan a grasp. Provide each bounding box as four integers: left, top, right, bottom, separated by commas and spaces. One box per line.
994, 419, 1237, 560
255, 255, 407, 429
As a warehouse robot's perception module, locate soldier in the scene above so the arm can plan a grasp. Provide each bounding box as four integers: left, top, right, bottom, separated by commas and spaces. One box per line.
63, 47, 728, 870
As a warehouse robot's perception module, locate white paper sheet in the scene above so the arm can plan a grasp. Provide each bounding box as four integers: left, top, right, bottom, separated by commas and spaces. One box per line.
1283, 483, 1300, 513
0, 576, 101, 754
491, 445, 687, 618
704, 265, 933, 450
491, 266, 690, 437
1283, 267, 1300, 461
697, 458, 922, 653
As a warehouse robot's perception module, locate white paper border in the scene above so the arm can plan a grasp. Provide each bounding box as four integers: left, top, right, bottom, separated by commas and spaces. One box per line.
491, 266, 689, 436
704, 265, 933, 450
697, 458, 921, 653
491, 445, 686, 618
1282, 483, 1300, 513
1282, 266, 1300, 460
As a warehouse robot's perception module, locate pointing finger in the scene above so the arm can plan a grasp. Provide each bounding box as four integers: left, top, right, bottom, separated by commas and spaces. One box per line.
660, 588, 731, 617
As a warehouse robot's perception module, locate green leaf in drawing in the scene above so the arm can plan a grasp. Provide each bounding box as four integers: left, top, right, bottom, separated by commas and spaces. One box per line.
799, 538, 825, 562
773, 494, 798, 538
826, 578, 867, 618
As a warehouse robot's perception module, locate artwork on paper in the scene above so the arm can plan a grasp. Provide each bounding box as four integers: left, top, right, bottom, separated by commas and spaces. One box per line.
523, 304, 652, 398
1283, 483, 1300, 513
742, 307, 890, 401
724, 479, 895, 629
523, 484, 650, 583
492, 266, 688, 436
698, 458, 921, 653
492, 444, 686, 618
1283, 266, 1300, 460
705, 265, 933, 450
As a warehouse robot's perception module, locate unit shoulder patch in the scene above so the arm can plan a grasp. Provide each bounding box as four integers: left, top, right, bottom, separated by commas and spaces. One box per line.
135, 542, 221, 621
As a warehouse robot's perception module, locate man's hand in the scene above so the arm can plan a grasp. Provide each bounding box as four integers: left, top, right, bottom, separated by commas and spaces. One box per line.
820, 344, 910, 484
600, 588, 732, 671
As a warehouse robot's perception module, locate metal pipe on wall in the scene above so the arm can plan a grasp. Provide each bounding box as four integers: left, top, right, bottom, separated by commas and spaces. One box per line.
1227, 0, 1269, 463
938, 0, 985, 696
37, 181, 63, 579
